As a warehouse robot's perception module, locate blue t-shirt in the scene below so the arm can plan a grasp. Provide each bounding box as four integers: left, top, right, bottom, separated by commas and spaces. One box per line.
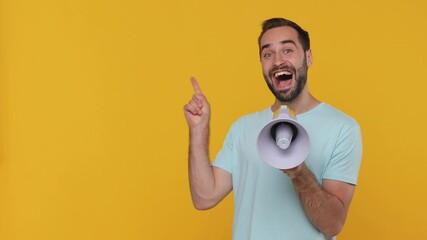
212, 103, 363, 240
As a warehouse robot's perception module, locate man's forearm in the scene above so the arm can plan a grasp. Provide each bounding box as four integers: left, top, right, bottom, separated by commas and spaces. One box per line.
188, 126, 217, 209
287, 164, 347, 238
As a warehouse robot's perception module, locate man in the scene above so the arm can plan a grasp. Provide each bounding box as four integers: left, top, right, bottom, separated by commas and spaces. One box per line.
184, 18, 362, 240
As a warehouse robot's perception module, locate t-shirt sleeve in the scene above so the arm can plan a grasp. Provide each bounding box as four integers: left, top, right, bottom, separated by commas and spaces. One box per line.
212, 122, 238, 174
323, 120, 363, 185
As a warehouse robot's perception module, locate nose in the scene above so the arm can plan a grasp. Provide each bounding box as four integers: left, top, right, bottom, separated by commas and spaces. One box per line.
273, 53, 285, 66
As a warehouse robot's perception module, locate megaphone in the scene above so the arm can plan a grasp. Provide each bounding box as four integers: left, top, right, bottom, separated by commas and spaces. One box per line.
257, 105, 310, 169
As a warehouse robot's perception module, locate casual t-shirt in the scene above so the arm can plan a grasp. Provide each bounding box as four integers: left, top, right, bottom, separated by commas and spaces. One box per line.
213, 103, 363, 240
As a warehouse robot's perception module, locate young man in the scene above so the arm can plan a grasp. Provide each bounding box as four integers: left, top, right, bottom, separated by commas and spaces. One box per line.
184, 18, 362, 240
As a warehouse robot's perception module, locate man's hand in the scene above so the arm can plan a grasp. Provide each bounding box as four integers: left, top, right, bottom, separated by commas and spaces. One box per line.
282, 164, 303, 179
184, 77, 210, 129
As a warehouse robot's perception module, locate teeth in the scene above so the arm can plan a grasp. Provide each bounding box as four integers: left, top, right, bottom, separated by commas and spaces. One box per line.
274, 71, 292, 78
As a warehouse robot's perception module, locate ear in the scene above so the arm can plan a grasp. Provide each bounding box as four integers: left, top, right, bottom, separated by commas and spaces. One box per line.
305, 49, 313, 67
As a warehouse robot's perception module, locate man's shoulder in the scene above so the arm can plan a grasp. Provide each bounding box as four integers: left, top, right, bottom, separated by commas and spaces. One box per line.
227, 107, 272, 133
309, 103, 359, 126
235, 107, 272, 123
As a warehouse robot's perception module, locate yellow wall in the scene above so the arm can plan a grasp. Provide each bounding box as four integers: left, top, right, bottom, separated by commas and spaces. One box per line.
1, 0, 426, 239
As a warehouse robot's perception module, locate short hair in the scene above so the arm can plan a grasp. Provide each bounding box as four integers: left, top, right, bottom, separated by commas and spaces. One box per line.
258, 18, 310, 55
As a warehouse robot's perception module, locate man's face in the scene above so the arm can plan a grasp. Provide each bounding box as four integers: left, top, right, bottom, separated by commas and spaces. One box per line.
259, 26, 312, 103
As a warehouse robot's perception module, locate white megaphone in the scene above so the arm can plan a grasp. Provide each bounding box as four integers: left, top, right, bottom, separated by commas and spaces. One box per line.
257, 105, 310, 169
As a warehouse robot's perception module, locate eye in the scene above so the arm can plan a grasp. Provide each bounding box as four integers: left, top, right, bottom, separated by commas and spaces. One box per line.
263, 52, 272, 59
283, 49, 293, 54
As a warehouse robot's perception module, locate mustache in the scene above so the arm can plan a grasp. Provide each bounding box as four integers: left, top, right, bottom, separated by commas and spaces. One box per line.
269, 64, 296, 76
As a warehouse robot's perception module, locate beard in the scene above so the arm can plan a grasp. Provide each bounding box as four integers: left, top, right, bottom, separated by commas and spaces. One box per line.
263, 56, 308, 103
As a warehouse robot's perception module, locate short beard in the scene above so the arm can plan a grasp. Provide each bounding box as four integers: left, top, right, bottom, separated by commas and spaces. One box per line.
264, 56, 308, 103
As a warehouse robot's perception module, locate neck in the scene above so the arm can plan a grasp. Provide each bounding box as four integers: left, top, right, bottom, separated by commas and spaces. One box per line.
271, 91, 320, 115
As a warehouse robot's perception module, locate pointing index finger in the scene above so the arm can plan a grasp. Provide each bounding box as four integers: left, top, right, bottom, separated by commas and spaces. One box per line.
190, 77, 203, 94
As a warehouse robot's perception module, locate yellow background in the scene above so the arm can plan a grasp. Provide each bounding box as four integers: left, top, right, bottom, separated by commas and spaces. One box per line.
1, 0, 426, 239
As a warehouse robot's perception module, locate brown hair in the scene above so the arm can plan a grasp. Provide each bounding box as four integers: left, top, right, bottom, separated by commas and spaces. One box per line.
258, 18, 310, 56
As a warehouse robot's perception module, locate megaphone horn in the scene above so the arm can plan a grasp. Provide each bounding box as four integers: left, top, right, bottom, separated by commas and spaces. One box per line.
257, 105, 310, 169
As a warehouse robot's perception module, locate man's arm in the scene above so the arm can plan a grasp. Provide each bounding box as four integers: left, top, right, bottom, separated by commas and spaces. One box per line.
184, 77, 232, 210
286, 164, 355, 238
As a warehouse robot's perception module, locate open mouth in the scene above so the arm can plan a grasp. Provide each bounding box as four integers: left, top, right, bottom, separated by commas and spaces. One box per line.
274, 70, 293, 81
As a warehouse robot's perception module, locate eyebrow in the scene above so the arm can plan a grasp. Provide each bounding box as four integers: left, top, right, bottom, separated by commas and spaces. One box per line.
261, 40, 297, 52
